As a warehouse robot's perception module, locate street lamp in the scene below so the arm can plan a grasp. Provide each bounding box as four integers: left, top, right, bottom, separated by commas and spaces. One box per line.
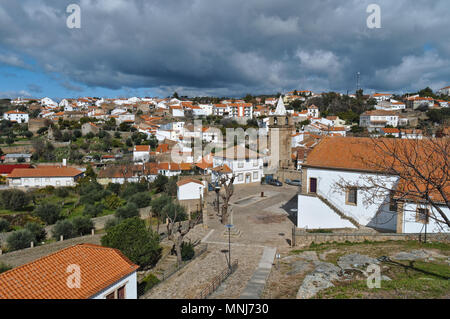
225, 224, 233, 270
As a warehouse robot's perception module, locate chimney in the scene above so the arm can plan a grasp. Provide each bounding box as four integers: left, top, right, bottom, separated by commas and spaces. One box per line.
62, 159, 67, 167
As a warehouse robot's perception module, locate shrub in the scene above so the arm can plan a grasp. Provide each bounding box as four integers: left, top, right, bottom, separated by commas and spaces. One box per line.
128, 192, 152, 208
101, 217, 161, 268
115, 203, 139, 220
150, 194, 172, 219
181, 242, 195, 261
7, 229, 35, 251
104, 217, 119, 231
0, 189, 30, 211
24, 222, 47, 242
55, 187, 69, 198
106, 183, 121, 195
34, 203, 61, 225
142, 273, 160, 292
83, 203, 104, 218
72, 216, 94, 236
0, 218, 10, 232
103, 194, 124, 210
120, 183, 148, 199
161, 202, 187, 223
52, 220, 75, 240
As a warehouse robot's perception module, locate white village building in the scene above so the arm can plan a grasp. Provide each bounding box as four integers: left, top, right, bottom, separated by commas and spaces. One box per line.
297, 137, 449, 234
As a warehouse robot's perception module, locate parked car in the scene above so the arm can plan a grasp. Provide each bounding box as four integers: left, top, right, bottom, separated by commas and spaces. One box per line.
268, 179, 283, 186
286, 179, 301, 186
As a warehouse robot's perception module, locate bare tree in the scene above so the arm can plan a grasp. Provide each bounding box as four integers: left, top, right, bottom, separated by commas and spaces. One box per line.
217, 174, 235, 224
336, 136, 449, 229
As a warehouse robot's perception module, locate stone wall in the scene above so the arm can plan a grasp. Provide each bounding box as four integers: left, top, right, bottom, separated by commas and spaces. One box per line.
0, 234, 102, 268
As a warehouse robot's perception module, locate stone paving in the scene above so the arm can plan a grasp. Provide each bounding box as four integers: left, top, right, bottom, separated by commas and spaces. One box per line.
144, 184, 298, 299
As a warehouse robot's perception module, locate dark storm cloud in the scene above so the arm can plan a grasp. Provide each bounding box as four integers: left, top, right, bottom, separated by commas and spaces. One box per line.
0, 0, 449, 96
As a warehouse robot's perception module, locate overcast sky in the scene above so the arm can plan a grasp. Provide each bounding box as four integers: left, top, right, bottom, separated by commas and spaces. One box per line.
0, 0, 449, 99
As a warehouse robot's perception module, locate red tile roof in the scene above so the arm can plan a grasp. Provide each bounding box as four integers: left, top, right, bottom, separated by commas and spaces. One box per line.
134, 145, 151, 152
0, 164, 32, 175
176, 178, 204, 187
0, 244, 138, 299
8, 167, 83, 178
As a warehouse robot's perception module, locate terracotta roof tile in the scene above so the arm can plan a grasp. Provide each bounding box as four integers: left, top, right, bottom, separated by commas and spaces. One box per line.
0, 244, 138, 299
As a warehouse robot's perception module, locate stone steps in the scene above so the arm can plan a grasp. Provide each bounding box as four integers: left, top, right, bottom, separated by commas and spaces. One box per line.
316, 194, 361, 228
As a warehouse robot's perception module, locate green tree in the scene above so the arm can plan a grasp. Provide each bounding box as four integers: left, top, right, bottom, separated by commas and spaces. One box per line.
115, 202, 139, 220
24, 222, 47, 242
0, 262, 11, 274
161, 201, 187, 223
72, 216, 94, 236
152, 174, 169, 193
101, 217, 162, 268
128, 192, 152, 208
0, 189, 30, 211
52, 220, 75, 240
34, 203, 61, 225
0, 218, 10, 232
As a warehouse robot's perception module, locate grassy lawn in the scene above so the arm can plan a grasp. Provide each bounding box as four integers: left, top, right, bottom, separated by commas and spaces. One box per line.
265, 240, 450, 299
316, 259, 450, 299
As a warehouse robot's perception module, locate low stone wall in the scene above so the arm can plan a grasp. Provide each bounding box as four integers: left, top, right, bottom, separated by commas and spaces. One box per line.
0, 234, 102, 268
292, 229, 450, 246
0, 207, 152, 248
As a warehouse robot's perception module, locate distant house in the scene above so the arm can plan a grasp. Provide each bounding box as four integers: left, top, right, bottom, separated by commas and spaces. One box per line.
81, 122, 100, 136
2, 154, 32, 163
438, 86, 450, 96
177, 178, 205, 201
0, 164, 33, 177
97, 164, 158, 185
212, 145, 264, 185
405, 96, 434, 109
8, 167, 84, 188
359, 110, 399, 131
133, 145, 151, 162
307, 105, 320, 118
0, 244, 139, 299
3, 110, 29, 123
157, 162, 193, 177
177, 178, 206, 215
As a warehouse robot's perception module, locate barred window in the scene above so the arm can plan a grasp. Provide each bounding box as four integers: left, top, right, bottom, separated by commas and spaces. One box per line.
346, 187, 357, 205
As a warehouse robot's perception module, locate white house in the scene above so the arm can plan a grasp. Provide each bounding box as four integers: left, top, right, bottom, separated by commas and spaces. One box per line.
297, 137, 449, 234
212, 145, 264, 185
0, 244, 138, 299
133, 145, 151, 162
8, 166, 84, 188
177, 178, 205, 201
307, 105, 320, 118
359, 110, 399, 131
3, 110, 29, 123
438, 86, 450, 96
40, 97, 58, 108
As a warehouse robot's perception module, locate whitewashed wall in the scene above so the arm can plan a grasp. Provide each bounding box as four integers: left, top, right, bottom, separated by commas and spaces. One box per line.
92, 272, 137, 299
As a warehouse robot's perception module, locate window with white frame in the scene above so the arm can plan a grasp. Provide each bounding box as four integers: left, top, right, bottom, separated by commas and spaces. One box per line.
238, 173, 244, 181
253, 171, 258, 180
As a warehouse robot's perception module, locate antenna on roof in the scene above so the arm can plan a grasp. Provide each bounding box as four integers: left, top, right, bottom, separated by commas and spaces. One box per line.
356, 72, 361, 92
